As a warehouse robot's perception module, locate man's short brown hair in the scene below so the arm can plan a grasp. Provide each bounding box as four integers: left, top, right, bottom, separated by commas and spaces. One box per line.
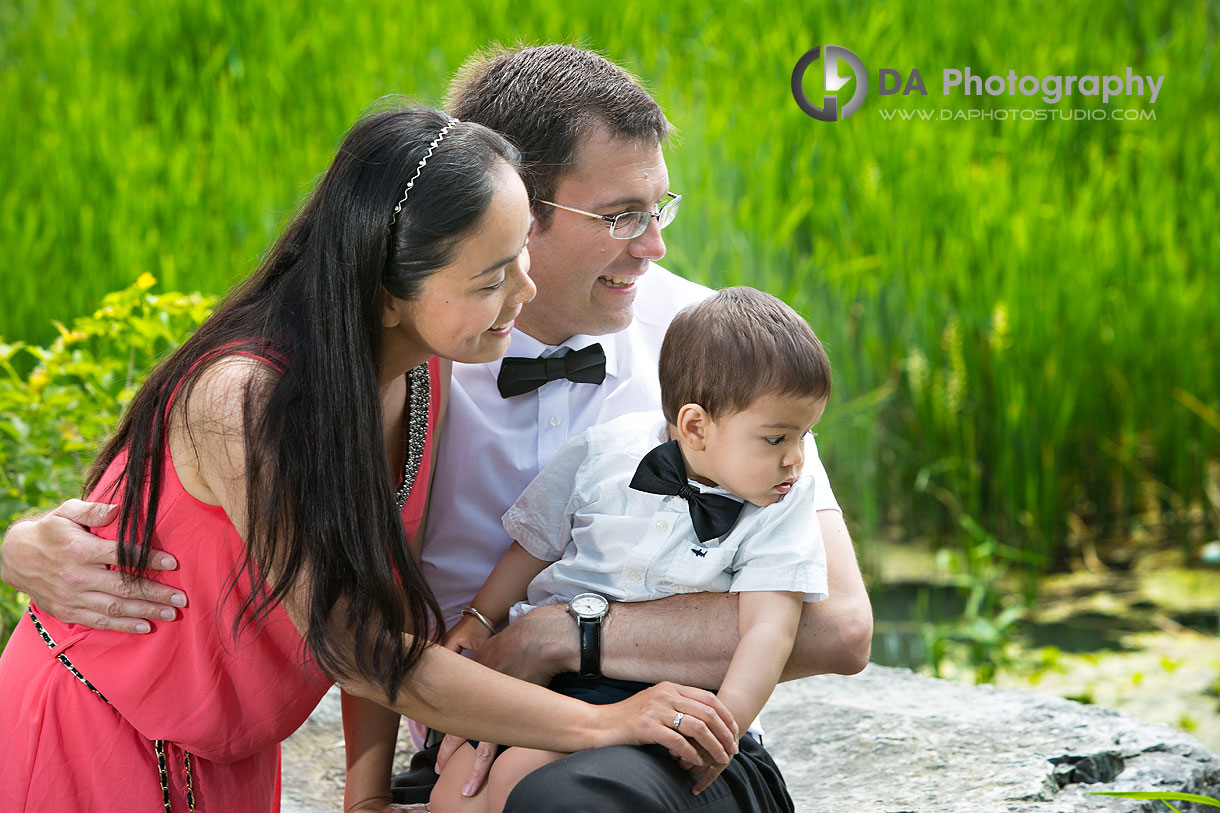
659, 287, 832, 425
446, 44, 671, 226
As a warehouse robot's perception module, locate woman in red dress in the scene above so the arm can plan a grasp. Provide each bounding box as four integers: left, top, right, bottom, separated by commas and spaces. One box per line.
0, 105, 737, 812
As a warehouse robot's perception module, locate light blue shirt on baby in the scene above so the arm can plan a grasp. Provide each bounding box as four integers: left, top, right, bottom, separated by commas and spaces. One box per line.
502, 411, 829, 622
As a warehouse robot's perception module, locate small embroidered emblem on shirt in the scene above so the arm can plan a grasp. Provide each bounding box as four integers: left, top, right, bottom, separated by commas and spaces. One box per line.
691, 548, 707, 558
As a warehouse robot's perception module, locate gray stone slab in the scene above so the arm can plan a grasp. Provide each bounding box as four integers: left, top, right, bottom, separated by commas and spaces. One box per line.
282, 665, 1220, 812
281, 686, 347, 812
765, 665, 1220, 812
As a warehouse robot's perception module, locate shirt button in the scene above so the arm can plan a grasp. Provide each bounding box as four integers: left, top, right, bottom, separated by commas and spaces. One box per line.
549, 415, 562, 427
655, 520, 669, 532
627, 571, 642, 582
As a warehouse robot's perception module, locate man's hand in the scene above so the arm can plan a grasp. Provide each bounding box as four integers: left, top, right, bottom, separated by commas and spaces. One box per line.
0, 499, 186, 633
473, 603, 576, 684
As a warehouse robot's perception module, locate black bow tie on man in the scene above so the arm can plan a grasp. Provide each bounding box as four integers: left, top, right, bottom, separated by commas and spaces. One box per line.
629, 440, 745, 542
496, 343, 607, 398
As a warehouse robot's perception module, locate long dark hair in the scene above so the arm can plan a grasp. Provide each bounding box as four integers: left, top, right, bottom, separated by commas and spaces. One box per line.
84, 103, 521, 699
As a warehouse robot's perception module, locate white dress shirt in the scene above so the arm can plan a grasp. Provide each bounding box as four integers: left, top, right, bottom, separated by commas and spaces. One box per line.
420, 265, 840, 627
503, 411, 829, 622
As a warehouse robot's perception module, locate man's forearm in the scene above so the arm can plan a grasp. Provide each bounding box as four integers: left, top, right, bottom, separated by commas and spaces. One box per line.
782, 509, 872, 679
600, 592, 870, 688
600, 592, 736, 688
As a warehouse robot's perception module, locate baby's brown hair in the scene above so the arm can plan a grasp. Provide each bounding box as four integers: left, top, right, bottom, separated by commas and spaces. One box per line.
659, 287, 831, 424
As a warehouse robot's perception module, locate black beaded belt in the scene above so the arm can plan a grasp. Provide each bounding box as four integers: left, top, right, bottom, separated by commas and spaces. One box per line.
28, 607, 197, 812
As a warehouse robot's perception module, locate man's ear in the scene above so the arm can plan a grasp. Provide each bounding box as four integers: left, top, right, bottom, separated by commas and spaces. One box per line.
674, 403, 710, 451
382, 288, 403, 328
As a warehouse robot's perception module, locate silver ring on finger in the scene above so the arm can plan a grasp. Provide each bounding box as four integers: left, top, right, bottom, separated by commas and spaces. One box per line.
672, 712, 685, 730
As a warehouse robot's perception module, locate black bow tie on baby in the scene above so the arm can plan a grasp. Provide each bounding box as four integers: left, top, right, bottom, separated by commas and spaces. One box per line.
629, 440, 745, 542
496, 343, 607, 398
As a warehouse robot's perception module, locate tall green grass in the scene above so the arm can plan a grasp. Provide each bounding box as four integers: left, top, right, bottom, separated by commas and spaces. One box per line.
2, 0, 1217, 569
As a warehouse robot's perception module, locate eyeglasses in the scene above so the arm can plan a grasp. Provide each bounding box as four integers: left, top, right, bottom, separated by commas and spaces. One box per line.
538, 192, 682, 240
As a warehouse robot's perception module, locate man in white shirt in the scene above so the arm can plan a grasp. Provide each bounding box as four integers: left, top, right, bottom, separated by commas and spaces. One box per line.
1, 44, 872, 812
412, 45, 872, 812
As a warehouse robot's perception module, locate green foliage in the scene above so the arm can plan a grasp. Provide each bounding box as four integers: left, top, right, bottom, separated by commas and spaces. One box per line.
2, 0, 1218, 578
0, 276, 214, 646
919, 516, 1039, 683
1089, 791, 1220, 812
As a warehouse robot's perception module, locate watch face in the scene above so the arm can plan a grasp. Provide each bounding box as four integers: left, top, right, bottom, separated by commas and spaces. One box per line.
571, 593, 609, 618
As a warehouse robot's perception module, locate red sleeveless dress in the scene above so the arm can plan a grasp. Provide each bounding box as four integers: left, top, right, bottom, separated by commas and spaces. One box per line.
0, 355, 440, 812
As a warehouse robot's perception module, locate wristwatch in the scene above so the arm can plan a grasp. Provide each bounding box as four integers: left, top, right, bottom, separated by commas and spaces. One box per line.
567, 592, 610, 679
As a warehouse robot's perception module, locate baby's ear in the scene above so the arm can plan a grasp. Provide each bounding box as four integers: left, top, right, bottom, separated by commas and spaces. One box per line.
674, 403, 710, 451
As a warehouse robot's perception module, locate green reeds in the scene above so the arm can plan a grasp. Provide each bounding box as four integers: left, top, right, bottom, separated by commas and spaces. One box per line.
2, 0, 1217, 571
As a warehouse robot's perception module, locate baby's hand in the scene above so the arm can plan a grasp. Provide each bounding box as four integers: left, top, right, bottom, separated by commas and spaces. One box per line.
442, 614, 492, 654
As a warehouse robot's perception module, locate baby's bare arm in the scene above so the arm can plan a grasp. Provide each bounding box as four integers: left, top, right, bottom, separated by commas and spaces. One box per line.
715, 591, 804, 728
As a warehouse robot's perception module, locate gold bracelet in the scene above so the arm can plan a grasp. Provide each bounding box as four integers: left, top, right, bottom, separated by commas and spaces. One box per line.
462, 605, 497, 635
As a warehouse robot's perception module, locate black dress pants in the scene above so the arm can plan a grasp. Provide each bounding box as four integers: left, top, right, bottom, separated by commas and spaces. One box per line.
390, 674, 794, 812
390, 731, 792, 812
501, 733, 793, 813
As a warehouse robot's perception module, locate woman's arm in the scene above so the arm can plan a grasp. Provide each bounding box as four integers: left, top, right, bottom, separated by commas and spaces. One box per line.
340, 638, 736, 758
342, 691, 403, 812
184, 359, 738, 770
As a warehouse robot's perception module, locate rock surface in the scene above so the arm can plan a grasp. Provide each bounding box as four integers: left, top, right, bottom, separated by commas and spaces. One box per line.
282, 664, 1220, 812
764, 665, 1220, 812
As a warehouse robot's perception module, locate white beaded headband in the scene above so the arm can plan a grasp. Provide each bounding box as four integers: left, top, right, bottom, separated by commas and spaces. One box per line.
389, 118, 461, 226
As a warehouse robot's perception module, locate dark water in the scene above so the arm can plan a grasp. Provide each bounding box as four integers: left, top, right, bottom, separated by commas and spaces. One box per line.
868, 580, 1220, 670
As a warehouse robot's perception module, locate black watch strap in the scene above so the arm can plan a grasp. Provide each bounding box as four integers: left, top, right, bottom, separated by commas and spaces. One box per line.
577, 617, 602, 679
